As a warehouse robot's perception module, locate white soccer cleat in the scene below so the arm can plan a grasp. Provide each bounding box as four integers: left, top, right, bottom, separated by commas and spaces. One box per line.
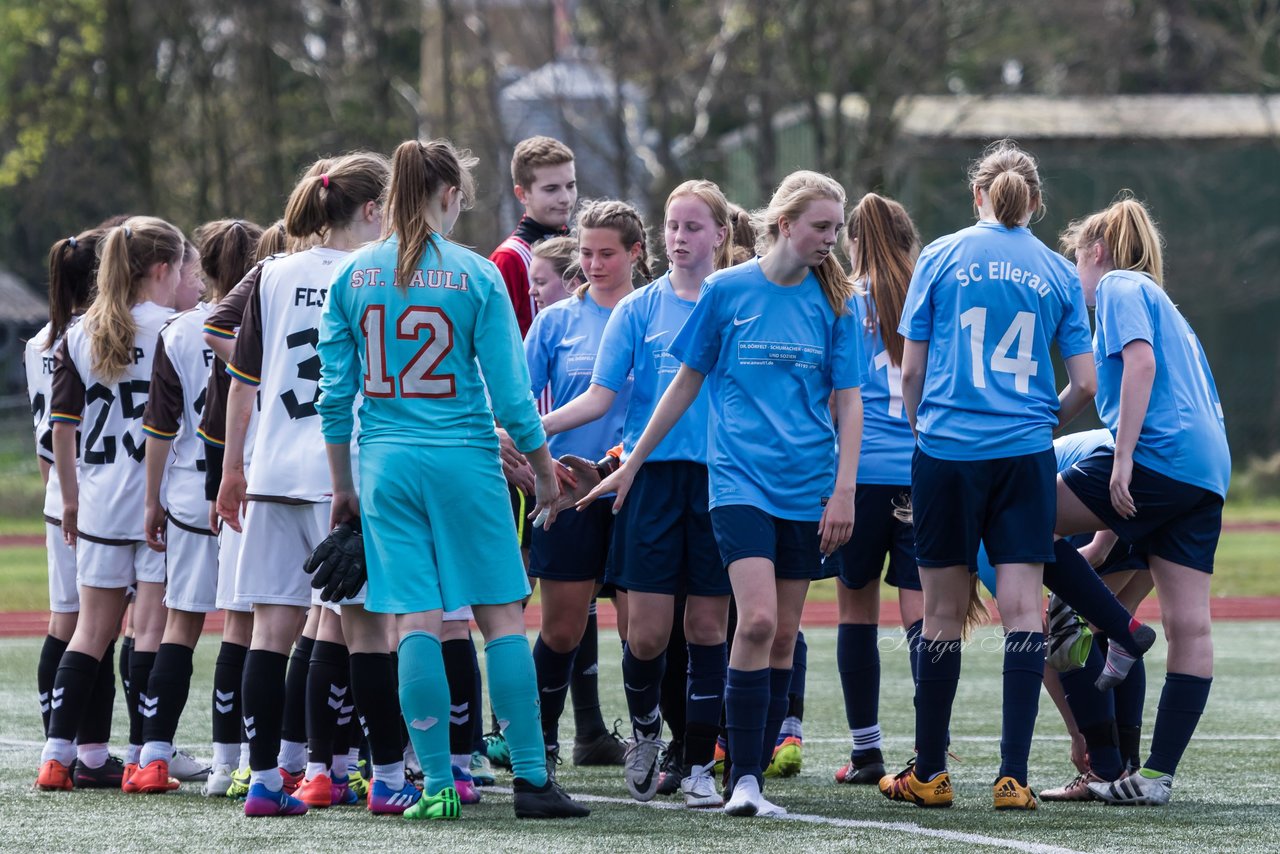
1088, 771, 1173, 806
170, 748, 211, 782
203, 763, 236, 797
624, 734, 664, 802
723, 775, 764, 817
680, 762, 722, 809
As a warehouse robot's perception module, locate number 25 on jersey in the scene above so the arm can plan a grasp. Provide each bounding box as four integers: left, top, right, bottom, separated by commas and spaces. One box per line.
361, 305, 456, 399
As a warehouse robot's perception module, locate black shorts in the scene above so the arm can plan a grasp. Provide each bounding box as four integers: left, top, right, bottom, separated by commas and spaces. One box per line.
912, 447, 1056, 570
1065, 532, 1149, 576
709, 505, 824, 581
1060, 449, 1222, 573
509, 483, 531, 550
835, 484, 921, 592
528, 497, 613, 582
609, 461, 729, 597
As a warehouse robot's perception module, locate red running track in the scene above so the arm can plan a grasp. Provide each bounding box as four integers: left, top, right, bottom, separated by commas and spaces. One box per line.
1, 597, 1276, 638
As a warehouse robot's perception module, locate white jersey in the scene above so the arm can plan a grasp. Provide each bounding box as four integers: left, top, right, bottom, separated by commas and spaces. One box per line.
25, 322, 68, 521
51, 302, 173, 540
144, 303, 216, 526
227, 248, 358, 501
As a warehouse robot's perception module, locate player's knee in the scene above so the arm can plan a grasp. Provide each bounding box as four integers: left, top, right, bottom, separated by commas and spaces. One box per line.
734, 608, 777, 649
1163, 610, 1212, 651
626, 629, 666, 661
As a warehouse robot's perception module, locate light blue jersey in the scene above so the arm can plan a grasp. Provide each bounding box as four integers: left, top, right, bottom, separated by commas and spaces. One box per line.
900, 222, 1092, 461
526, 291, 631, 459
1094, 270, 1230, 498
593, 274, 709, 464
317, 235, 545, 455
670, 258, 865, 521
851, 291, 913, 485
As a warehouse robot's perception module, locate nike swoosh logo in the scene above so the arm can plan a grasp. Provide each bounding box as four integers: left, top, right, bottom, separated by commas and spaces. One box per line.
560, 335, 586, 346
689, 693, 719, 702
733, 314, 761, 326
638, 758, 658, 792
644, 331, 667, 343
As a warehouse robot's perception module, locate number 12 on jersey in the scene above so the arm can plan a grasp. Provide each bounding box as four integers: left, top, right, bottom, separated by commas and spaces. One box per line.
361, 305, 456, 399
959, 307, 1039, 393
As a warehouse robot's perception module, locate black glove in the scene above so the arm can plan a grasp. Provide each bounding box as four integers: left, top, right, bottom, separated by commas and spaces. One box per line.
303, 521, 366, 603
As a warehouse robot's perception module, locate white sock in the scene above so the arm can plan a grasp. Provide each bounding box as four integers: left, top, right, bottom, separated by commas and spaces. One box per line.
374, 761, 405, 791
451, 753, 471, 772
331, 753, 349, 779
780, 716, 803, 740
278, 740, 306, 773
126, 744, 142, 765
213, 742, 238, 768
42, 737, 76, 766
139, 740, 172, 768
76, 742, 109, 768
347, 746, 361, 767
305, 761, 328, 780
250, 768, 283, 792
851, 724, 883, 754
238, 742, 251, 771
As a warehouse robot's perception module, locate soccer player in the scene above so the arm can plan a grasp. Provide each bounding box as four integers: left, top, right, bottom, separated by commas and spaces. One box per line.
36, 217, 185, 792
581, 170, 865, 818
491, 136, 578, 336
317, 138, 590, 820
216, 152, 400, 817
526, 199, 646, 776
879, 141, 1097, 811
1057, 196, 1229, 806
129, 221, 263, 794
542, 180, 735, 806
830, 193, 926, 786
26, 226, 127, 788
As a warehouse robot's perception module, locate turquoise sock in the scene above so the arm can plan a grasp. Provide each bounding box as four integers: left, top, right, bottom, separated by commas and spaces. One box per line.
486, 634, 549, 787
397, 631, 453, 795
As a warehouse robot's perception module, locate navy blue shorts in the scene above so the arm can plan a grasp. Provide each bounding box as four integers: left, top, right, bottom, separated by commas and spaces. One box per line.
528, 497, 613, 582
1065, 532, 1149, 576
835, 484, 921, 592
609, 461, 729, 597
1060, 449, 1222, 573
912, 447, 1056, 569
709, 505, 823, 581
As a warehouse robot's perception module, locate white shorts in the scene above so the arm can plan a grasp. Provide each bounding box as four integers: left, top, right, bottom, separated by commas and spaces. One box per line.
164, 518, 220, 613
77, 538, 165, 589
235, 501, 364, 607
216, 526, 250, 613
46, 521, 79, 613
443, 606, 474, 622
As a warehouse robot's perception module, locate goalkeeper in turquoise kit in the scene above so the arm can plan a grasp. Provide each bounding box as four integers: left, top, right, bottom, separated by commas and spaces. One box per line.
316, 138, 588, 821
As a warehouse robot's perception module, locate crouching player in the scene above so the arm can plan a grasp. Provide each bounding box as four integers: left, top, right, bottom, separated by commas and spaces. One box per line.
317, 139, 590, 820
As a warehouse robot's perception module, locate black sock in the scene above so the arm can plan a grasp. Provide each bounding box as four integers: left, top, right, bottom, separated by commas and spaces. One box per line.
660, 607, 688, 744
350, 652, 403, 765
532, 636, 576, 749
212, 642, 248, 746
442, 638, 477, 757
78, 640, 117, 746
281, 635, 314, 747
242, 649, 289, 772
305, 640, 350, 769
570, 601, 608, 740
47, 650, 100, 741
141, 643, 195, 747
119, 636, 133, 741
127, 649, 157, 749
1118, 724, 1143, 771
38, 635, 69, 736
1044, 540, 1143, 655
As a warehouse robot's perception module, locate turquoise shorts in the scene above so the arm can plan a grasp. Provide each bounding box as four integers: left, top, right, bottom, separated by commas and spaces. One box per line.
358, 442, 531, 614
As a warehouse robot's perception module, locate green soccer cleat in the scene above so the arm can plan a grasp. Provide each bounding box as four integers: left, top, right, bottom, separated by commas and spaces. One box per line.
226, 767, 251, 800
764, 736, 803, 779
404, 786, 462, 821
484, 731, 512, 771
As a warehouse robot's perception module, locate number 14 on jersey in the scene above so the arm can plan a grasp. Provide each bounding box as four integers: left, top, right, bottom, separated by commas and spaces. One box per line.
959, 307, 1039, 393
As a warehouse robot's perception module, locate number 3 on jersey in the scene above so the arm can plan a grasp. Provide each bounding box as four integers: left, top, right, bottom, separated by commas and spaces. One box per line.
959, 307, 1039, 393
361, 305, 456, 399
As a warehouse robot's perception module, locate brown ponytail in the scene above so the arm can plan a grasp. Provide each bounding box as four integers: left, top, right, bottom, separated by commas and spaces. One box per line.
575, 200, 651, 297
86, 216, 184, 381
195, 219, 265, 303
46, 228, 106, 349
726, 203, 757, 266
284, 152, 389, 239
759, 171, 853, 316
968, 140, 1042, 229
847, 193, 920, 365
385, 139, 478, 290
255, 220, 288, 261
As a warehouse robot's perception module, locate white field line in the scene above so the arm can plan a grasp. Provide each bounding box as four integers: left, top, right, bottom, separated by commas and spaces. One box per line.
489, 786, 1088, 854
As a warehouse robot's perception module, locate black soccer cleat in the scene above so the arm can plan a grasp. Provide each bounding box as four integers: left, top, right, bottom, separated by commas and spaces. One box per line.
572, 725, 626, 766
73, 755, 126, 789
512, 776, 591, 819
